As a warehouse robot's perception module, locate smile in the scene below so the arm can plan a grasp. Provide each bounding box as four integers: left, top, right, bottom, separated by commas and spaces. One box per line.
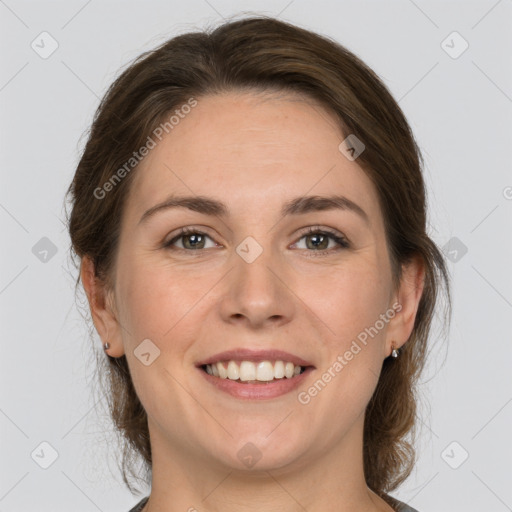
202, 360, 306, 383
196, 348, 315, 400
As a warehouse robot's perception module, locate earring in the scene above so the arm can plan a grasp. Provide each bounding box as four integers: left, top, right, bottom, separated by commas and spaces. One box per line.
103, 342, 110, 351
391, 342, 399, 358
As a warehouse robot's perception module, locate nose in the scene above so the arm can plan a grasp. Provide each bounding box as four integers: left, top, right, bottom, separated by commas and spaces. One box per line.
219, 245, 295, 329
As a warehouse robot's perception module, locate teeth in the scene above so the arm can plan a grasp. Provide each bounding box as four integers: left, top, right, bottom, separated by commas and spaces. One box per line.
204, 360, 305, 382
227, 361, 239, 380
285, 362, 294, 378
216, 362, 228, 379
239, 361, 256, 382
274, 360, 285, 379
256, 361, 274, 381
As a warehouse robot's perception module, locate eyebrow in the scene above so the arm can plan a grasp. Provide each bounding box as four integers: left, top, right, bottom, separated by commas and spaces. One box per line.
138, 194, 370, 226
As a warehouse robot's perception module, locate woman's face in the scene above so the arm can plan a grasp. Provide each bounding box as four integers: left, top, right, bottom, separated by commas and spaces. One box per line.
100, 91, 416, 472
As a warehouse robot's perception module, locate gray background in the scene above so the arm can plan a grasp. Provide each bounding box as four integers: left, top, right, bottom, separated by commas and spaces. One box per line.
1, 1, 511, 511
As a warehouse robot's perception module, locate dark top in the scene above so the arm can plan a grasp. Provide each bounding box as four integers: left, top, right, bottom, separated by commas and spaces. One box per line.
396, 501, 420, 512
128, 496, 419, 511
129, 497, 148, 512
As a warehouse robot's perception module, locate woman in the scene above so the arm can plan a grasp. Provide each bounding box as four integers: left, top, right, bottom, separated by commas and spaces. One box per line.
66, 15, 450, 512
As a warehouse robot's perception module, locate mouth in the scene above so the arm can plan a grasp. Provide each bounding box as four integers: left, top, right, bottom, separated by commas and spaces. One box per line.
201, 360, 308, 383
196, 349, 315, 399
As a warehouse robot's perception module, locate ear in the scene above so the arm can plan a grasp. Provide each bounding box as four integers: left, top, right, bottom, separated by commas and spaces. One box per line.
80, 256, 125, 357
386, 254, 425, 356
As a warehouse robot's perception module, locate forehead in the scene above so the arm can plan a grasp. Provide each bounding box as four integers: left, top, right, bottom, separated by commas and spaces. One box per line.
126, 91, 382, 227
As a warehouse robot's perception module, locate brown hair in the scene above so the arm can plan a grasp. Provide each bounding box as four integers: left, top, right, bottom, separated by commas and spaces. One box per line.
66, 15, 451, 507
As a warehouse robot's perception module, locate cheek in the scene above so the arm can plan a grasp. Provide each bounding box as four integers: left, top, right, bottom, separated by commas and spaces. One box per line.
300, 268, 389, 428
116, 259, 203, 419
116, 255, 204, 342
317, 260, 390, 345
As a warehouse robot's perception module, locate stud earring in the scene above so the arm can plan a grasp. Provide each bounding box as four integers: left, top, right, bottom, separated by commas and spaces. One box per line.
103, 342, 110, 351
391, 342, 399, 358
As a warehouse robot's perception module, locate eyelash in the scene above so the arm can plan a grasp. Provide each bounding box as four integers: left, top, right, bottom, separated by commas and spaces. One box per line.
162, 225, 350, 257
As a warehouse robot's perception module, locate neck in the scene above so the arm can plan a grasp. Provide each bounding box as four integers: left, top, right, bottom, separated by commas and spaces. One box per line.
142, 415, 394, 512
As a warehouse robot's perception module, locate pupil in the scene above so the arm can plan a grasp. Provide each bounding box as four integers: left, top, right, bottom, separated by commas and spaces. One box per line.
308, 234, 327, 250
186, 234, 203, 249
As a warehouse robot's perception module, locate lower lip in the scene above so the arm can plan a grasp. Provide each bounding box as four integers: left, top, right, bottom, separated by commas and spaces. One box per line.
198, 366, 314, 400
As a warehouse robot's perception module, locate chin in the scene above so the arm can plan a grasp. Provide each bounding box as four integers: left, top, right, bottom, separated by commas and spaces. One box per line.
206, 426, 308, 473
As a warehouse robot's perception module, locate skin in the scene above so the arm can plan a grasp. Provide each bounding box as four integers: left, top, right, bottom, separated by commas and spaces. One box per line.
82, 91, 424, 512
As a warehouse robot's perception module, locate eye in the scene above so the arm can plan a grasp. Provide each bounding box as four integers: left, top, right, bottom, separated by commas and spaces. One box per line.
162, 225, 350, 256
163, 227, 218, 251
291, 226, 350, 256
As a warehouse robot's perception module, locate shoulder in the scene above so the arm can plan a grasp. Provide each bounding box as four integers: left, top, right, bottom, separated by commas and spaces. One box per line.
126, 496, 421, 512
128, 496, 149, 512
394, 499, 420, 512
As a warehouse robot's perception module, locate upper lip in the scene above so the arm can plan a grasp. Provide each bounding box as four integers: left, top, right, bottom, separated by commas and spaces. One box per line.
196, 349, 315, 368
